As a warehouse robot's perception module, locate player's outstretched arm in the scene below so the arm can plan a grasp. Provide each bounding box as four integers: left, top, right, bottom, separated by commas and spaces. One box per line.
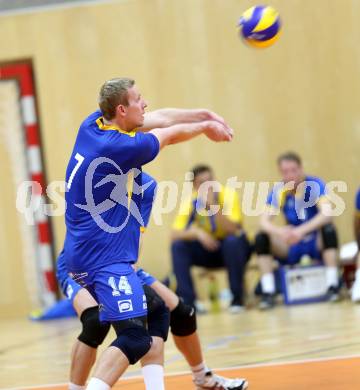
140, 108, 227, 131
149, 120, 233, 149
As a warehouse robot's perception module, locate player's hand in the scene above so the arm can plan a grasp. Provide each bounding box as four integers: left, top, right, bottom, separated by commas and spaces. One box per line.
286, 228, 305, 245
196, 229, 220, 252
208, 112, 234, 136
276, 225, 294, 243
204, 121, 233, 142
204, 110, 228, 127
207, 111, 233, 134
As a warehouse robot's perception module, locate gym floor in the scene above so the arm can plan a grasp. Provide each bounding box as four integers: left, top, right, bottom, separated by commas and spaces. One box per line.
1, 301, 360, 389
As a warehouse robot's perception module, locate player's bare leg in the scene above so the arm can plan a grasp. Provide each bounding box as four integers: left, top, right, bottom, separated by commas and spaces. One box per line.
150, 281, 204, 365
140, 336, 165, 390
173, 332, 204, 366
256, 233, 288, 310
70, 342, 96, 388
69, 288, 165, 390
317, 230, 341, 302
150, 280, 248, 390
87, 318, 162, 390
322, 248, 340, 301
322, 248, 338, 268
87, 347, 129, 389
70, 289, 99, 388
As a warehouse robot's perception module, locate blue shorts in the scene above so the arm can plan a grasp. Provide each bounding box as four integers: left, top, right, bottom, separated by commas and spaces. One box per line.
136, 268, 157, 286
69, 263, 147, 322
61, 276, 83, 303
56, 250, 83, 303
282, 233, 322, 265
62, 268, 157, 303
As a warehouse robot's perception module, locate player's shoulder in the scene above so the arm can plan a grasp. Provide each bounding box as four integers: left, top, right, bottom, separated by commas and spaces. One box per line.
80, 110, 103, 130
79, 110, 136, 140
266, 181, 292, 209
304, 175, 325, 186
221, 184, 238, 200
269, 181, 283, 196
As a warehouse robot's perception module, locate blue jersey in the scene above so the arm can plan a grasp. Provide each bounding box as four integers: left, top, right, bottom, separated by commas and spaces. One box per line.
57, 172, 158, 300
64, 111, 159, 273
266, 175, 327, 226
141, 172, 157, 230
356, 188, 360, 213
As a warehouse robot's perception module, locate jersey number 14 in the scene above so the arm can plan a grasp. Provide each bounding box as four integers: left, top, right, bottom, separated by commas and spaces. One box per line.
108, 276, 133, 296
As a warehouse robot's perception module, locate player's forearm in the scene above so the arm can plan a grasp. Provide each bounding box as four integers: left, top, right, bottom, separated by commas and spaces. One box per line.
150, 121, 208, 148
140, 109, 212, 131
297, 213, 332, 236
167, 121, 208, 145
158, 108, 212, 125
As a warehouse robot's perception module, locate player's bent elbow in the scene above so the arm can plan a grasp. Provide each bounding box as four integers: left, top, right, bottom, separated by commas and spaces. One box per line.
149, 128, 170, 149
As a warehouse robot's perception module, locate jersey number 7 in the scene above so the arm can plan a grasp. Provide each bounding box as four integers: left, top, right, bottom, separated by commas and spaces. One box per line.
67, 153, 85, 189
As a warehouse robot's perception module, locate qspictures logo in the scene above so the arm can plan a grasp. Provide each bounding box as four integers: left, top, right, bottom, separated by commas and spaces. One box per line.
16, 157, 348, 233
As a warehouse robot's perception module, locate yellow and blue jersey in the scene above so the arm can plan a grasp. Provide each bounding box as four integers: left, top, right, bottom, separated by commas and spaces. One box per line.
266, 175, 327, 226
64, 110, 159, 273
172, 185, 242, 240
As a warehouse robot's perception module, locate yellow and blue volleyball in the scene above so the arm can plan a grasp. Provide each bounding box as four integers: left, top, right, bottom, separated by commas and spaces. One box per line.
238, 5, 281, 48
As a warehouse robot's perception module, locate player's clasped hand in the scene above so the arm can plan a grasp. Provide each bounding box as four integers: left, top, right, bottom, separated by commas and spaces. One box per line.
205, 109, 227, 126
277, 225, 304, 245
206, 110, 234, 135
285, 227, 305, 245
204, 120, 234, 142
196, 229, 220, 252
276, 225, 293, 244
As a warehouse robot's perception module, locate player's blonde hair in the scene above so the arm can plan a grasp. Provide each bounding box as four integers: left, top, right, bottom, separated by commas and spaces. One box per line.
98, 77, 135, 120
277, 151, 302, 166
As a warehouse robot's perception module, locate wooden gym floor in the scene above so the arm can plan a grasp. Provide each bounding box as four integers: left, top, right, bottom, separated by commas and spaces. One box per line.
1, 301, 360, 389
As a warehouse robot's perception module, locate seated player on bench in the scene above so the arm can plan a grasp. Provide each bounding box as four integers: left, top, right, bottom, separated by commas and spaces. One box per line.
254, 151, 340, 310
171, 164, 251, 313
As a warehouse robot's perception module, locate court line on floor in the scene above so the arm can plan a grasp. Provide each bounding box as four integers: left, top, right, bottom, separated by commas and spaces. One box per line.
5, 352, 360, 390
229, 341, 360, 367
212, 352, 360, 372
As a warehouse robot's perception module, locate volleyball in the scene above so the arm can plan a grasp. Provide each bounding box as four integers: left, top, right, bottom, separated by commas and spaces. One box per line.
238, 5, 281, 48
